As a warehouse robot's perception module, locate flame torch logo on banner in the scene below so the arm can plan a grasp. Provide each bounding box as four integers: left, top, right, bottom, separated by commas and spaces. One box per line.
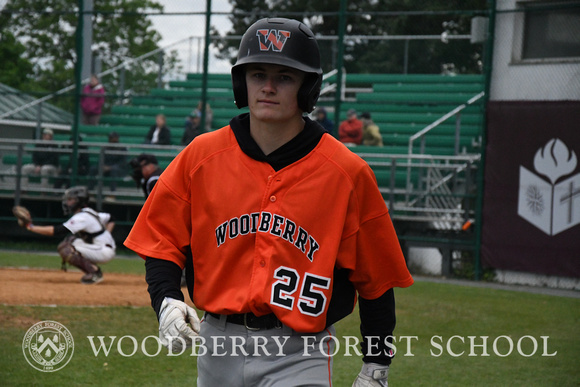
517, 138, 580, 235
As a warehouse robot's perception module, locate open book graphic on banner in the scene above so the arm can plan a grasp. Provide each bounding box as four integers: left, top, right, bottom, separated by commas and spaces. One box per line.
518, 138, 580, 236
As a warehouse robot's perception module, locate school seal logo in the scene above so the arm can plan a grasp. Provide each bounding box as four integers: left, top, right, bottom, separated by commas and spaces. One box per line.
22, 320, 74, 372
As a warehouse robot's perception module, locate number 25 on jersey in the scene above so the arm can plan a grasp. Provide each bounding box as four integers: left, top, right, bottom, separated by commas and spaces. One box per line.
270, 266, 331, 317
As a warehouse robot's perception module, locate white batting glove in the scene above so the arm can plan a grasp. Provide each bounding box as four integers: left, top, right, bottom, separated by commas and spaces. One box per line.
352, 363, 389, 387
158, 297, 200, 352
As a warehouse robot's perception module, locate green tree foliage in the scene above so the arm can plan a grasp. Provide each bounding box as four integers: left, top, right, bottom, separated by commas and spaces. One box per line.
214, 0, 488, 74
0, 0, 180, 110
0, 31, 34, 89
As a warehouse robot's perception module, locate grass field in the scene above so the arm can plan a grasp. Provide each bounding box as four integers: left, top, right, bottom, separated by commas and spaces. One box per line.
0, 251, 146, 275
1, 252, 579, 386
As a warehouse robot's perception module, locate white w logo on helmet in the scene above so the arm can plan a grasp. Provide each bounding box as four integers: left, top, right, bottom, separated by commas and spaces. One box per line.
256, 29, 291, 52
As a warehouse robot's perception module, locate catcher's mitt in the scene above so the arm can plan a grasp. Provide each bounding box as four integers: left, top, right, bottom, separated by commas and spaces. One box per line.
12, 206, 32, 228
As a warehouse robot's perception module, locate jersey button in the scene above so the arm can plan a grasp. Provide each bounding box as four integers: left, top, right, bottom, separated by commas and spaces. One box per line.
259, 260, 266, 267
270, 195, 276, 202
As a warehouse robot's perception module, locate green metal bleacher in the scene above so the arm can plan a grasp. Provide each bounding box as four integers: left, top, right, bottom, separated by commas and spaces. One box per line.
169, 80, 233, 89
91, 73, 238, 140
334, 73, 485, 156
6, 72, 482, 195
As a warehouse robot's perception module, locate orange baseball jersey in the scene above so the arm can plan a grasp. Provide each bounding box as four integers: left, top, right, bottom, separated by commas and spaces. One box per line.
125, 126, 413, 333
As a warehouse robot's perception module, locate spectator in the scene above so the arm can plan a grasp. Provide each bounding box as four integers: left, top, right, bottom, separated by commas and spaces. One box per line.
80, 74, 105, 125
338, 108, 363, 146
145, 114, 171, 145
182, 110, 202, 145
361, 112, 383, 146
314, 107, 334, 135
197, 101, 213, 132
54, 135, 90, 190
21, 128, 60, 191
89, 132, 128, 193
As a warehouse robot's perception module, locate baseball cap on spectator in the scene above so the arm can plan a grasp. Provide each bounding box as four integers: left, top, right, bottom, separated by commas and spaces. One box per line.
42, 128, 54, 136
189, 109, 202, 118
346, 109, 357, 117
360, 112, 371, 119
108, 131, 119, 139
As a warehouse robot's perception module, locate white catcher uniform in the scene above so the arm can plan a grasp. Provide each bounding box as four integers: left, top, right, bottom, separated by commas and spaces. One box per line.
63, 208, 116, 263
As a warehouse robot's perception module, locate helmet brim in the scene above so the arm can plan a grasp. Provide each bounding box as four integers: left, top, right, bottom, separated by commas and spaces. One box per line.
232, 54, 322, 76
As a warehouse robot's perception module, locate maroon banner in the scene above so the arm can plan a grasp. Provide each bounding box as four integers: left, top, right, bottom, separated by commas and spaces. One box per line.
482, 101, 580, 278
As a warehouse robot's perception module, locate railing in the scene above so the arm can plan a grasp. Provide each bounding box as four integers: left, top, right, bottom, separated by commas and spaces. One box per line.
355, 152, 480, 230
409, 158, 477, 230
319, 69, 339, 96
408, 91, 485, 157
0, 139, 479, 229
405, 91, 484, 205
0, 138, 183, 211
319, 68, 348, 103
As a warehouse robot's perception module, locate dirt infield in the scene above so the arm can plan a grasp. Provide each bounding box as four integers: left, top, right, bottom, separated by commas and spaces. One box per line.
0, 268, 153, 307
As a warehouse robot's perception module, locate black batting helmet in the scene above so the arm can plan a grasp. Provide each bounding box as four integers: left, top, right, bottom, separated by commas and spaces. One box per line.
231, 18, 323, 113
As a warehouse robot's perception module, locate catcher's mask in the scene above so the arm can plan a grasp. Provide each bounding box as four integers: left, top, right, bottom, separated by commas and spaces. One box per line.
62, 186, 90, 215
231, 18, 322, 113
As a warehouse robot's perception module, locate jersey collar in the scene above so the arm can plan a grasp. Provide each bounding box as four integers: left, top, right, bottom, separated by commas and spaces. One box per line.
229, 113, 326, 172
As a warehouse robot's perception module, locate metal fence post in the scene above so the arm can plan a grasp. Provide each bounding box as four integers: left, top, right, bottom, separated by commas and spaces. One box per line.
119, 66, 126, 105
197, 37, 202, 73
187, 36, 193, 73
473, 0, 497, 281
70, 0, 85, 188
333, 0, 347, 134
35, 102, 43, 139
14, 144, 24, 206
455, 111, 461, 155
418, 138, 427, 206
157, 50, 164, 89
424, 161, 432, 208
403, 39, 409, 74
406, 140, 413, 205
200, 0, 212, 132
96, 147, 105, 211
389, 158, 397, 211
464, 161, 473, 224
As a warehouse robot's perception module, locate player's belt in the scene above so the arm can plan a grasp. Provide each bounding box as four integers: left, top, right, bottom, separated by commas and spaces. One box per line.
207, 312, 282, 331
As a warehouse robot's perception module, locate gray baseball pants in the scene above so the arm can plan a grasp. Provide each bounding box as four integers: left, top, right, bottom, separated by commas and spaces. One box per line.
196, 313, 336, 387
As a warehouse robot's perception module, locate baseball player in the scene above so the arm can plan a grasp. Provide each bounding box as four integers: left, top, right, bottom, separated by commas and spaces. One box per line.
18, 186, 116, 284
129, 153, 162, 198
125, 18, 413, 386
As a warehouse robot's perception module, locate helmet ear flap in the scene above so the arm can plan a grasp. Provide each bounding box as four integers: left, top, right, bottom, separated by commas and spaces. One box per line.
232, 66, 248, 109
298, 73, 322, 113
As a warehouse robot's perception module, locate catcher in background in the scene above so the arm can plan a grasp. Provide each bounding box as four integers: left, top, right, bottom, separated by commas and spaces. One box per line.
13, 186, 116, 284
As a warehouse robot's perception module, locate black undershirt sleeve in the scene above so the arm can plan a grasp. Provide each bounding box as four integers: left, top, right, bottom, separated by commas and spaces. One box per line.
53, 224, 72, 238
145, 257, 184, 320
359, 288, 396, 365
